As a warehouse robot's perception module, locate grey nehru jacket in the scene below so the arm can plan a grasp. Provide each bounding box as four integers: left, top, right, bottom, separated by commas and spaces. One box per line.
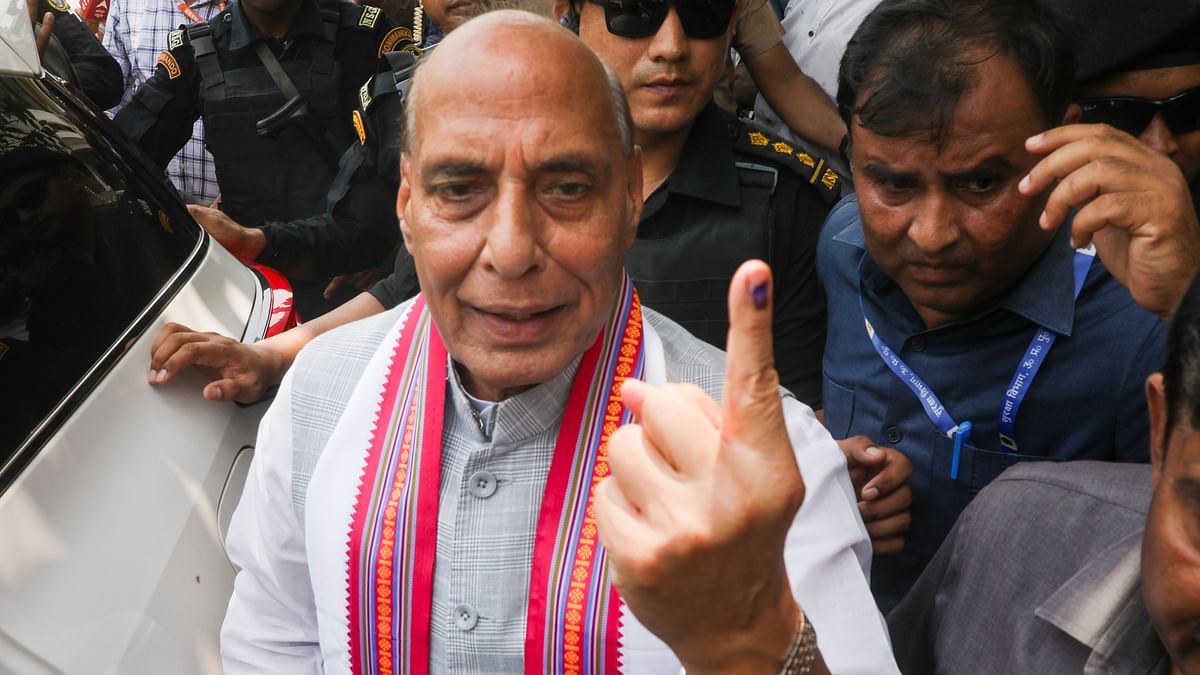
285, 306, 736, 673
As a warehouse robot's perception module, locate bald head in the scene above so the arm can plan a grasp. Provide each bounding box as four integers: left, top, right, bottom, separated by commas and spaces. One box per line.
393, 10, 645, 403
402, 10, 632, 157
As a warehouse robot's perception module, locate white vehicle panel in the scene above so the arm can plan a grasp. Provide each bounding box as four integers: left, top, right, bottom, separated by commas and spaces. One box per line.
0, 243, 266, 674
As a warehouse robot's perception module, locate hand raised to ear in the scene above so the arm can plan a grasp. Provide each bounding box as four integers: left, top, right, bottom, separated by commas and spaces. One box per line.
1022, 124, 1200, 320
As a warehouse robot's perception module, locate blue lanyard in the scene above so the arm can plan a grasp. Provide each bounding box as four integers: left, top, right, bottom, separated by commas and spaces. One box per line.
861, 246, 1095, 477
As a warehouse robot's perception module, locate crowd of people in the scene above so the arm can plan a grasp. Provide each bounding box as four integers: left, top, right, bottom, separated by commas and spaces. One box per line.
27, 0, 1200, 671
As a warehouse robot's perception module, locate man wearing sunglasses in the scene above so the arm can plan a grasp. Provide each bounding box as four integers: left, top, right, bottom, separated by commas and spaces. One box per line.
553, 0, 843, 411
219, 11, 896, 674
1067, 6, 1200, 209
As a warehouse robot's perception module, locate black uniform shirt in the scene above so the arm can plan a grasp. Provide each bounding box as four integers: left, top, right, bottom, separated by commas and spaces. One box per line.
254, 42, 420, 280
113, 0, 396, 170
635, 103, 838, 407
38, 0, 122, 109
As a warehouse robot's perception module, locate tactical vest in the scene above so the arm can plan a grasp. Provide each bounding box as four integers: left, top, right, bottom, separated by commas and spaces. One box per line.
625, 162, 778, 348
187, 11, 346, 226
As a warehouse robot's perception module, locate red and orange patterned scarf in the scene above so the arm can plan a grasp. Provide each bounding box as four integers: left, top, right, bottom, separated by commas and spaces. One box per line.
345, 276, 644, 675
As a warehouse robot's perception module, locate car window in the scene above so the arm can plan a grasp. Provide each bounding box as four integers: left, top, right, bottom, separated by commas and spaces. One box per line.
0, 75, 201, 472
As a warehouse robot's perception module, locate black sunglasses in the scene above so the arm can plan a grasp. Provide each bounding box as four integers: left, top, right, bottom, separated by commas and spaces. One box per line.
1076, 85, 1200, 137
587, 0, 735, 39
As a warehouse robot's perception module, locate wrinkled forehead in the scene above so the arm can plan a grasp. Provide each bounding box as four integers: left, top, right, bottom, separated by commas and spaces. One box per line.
407, 63, 622, 168
407, 107, 621, 188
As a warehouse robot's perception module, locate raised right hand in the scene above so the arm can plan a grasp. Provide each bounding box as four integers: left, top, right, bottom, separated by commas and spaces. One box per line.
149, 323, 284, 403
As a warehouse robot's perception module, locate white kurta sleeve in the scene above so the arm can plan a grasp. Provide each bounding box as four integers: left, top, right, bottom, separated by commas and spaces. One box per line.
782, 397, 900, 674
221, 370, 323, 674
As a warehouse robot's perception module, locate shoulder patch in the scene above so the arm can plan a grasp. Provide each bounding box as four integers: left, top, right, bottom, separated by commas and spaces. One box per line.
157, 51, 182, 79
352, 109, 367, 145
378, 26, 412, 57
167, 29, 185, 50
359, 5, 381, 28
46, 0, 70, 12
735, 125, 843, 201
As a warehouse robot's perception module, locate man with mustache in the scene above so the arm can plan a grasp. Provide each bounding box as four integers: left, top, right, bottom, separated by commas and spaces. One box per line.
219, 11, 895, 673
150, 0, 845, 411
818, 0, 1170, 612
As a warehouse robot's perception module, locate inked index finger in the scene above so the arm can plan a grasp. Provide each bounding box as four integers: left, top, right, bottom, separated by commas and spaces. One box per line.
721, 260, 788, 452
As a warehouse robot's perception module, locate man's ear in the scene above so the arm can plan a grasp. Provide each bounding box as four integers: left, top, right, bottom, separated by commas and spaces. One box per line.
623, 146, 645, 249
1148, 372, 1169, 488
1062, 102, 1082, 125
397, 156, 415, 251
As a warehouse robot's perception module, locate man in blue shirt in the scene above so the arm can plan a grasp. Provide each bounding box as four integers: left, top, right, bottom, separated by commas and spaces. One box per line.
819, 0, 1169, 611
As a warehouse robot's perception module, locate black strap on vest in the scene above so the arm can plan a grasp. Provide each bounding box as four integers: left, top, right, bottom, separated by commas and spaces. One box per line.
187, 22, 225, 98
252, 41, 343, 168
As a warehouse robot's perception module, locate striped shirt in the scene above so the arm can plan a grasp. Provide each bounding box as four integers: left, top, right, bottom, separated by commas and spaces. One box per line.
103, 0, 219, 201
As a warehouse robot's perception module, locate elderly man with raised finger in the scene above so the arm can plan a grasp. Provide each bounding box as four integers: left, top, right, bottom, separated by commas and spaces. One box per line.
219, 9, 894, 675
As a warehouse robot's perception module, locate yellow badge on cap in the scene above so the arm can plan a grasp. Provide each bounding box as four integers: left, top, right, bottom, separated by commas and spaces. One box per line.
352, 109, 367, 145
748, 131, 769, 147
379, 26, 412, 57
47, 0, 69, 12
359, 6, 381, 27
157, 51, 182, 79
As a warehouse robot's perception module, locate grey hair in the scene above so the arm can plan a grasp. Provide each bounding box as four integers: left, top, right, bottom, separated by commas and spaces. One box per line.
399, 31, 634, 158
605, 64, 635, 157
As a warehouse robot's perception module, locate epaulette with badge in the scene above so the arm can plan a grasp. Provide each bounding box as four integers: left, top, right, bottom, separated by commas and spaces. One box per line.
732, 120, 844, 204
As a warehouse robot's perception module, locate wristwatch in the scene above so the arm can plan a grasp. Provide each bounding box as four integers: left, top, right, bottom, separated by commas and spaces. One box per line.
778, 609, 818, 675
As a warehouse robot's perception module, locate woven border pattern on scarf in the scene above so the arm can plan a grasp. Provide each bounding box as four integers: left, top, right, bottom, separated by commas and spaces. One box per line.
525, 280, 643, 675
345, 297, 446, 675
344, 277, 643, 675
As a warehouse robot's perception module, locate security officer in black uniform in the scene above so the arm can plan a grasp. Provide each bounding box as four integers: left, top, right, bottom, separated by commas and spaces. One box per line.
181, 0, 481, 301
145, 0, 843, 408
181, 9, 425, 293
113, 0, 403, 317
559, 0, 842, 407
29, 0, 123, 109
